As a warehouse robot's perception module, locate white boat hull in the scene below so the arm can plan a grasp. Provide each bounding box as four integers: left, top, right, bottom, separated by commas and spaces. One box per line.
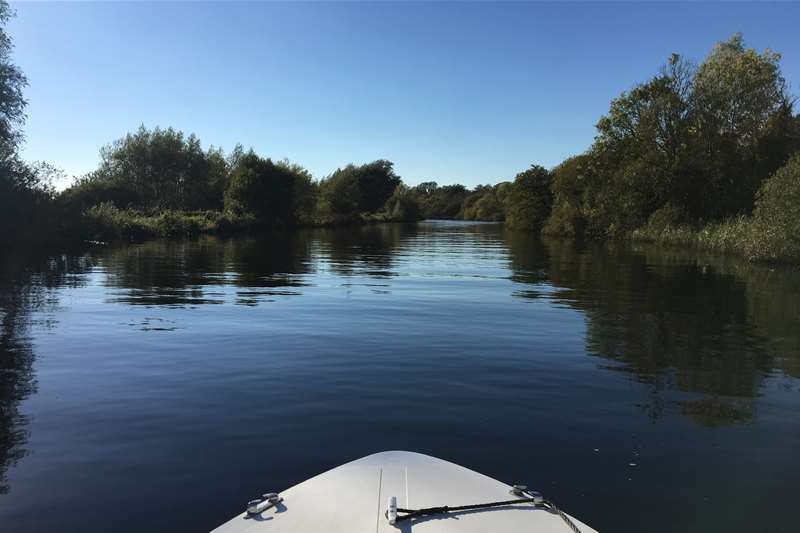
212, 450, 597, 533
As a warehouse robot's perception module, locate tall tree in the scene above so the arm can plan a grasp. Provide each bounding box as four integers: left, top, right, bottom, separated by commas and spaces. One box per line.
693, 33, 793, 216
94, 126, 226, 210
506, 165, 553, 230
0, 1, 25, 164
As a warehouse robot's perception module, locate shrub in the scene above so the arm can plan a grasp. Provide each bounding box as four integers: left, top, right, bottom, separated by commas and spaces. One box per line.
745, 154, 800, 261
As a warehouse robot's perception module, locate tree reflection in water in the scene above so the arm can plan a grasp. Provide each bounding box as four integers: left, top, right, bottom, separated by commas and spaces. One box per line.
505, 231, 799, 426
0, 253, 92, 493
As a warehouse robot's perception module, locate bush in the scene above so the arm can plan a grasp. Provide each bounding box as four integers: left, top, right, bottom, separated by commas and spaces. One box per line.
745, 154, 800, 261
81, 204, 223, 242
60, 176, 141, 212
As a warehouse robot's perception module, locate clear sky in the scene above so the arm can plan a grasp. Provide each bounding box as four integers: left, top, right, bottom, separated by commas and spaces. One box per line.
8, 1, 800, 188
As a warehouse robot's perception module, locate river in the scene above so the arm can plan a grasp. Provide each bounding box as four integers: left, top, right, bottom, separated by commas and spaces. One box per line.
0, 220, 798, 532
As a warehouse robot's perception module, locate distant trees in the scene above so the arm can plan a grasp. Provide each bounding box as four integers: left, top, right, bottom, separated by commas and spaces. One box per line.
2, 12, 799, 264
382, 184, 421, 222
61, 133, 418, 234
462, 183, 510, 221
410, 182, 468, 219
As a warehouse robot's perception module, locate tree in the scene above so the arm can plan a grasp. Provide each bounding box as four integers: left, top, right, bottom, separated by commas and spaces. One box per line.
0, 1, 58, 247
224, 153, 311, 226
461, 183, 509, 221
0, 1, 25, 164
591, 53, 698, 228
382, 184, 421, 222
545, 154, 592, 236
693, 33, 792, 216
505, 165, 552, 230
411, 182, 469, 219
316, 168, 362, 222
95, 126, 225, 210
355, 159, 401, 212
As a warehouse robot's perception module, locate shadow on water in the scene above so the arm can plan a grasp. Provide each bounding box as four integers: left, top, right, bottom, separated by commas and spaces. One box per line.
505, 230, 800, 426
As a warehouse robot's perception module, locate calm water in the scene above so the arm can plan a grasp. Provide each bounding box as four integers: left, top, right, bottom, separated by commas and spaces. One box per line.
1, 221, 799, 532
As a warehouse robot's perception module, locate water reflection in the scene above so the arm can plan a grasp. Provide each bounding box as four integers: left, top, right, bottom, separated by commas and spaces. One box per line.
315, 223, 414, 278
1, 222, 799, 507
0, 253, 92, 493
505, 233, 793, 426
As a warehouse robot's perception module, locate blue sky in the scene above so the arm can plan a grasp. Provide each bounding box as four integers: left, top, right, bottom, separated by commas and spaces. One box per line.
9, 1, 800, 188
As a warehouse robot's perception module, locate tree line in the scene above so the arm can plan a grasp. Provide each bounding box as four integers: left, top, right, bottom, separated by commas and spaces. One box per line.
0, 0, 798, 261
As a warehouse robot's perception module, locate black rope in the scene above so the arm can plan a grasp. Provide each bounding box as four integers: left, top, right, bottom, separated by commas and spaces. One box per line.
395, 496, 538, 522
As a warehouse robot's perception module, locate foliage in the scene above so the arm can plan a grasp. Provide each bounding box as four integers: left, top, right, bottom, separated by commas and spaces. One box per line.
543, 155, 591, 236
316, 168, 362, 223
0, 3, 61, 248
81, 203, 226, 242
544, 33, 799, 258
352, 160, 401, 213
94, 126, 227, 211
410, 182, 468, 219
379, 184, 421, 222
0, 1, 25, 162
60, 174, 141, 212
692, 33, 794, 217
505, 165, 552, 229
224, 153, 314, 226
2, 12, 800, 266
746, 154, 800, 261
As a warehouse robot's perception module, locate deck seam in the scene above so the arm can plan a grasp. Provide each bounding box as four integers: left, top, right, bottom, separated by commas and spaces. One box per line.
375, 467, 383, 533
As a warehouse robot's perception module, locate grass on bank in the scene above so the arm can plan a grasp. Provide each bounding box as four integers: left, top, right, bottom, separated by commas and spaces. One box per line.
630, 154, 800, 263
80, 201, 419, 243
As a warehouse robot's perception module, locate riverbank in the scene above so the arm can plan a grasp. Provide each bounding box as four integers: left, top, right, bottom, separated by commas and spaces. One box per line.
76, 203, 419, 243
629, 217, 761, 260
629, 212, 799, 265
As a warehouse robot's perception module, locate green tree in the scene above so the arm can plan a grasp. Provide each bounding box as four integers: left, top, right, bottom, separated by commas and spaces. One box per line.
506, 165, 553, 230
0, 2, 60, 246
353, 160, 401, 212
545, 154, 593, 236
411, 182, 469, 219
0, 1, 25, 163
224, 153, 312, 226
693, 33, 793, 216
95, 126, 225, 210
316, 168, 362, 223
382, 184, 421, 222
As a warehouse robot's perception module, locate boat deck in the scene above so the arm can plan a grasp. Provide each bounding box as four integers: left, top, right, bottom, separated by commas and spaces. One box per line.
211, 450, 597, 533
